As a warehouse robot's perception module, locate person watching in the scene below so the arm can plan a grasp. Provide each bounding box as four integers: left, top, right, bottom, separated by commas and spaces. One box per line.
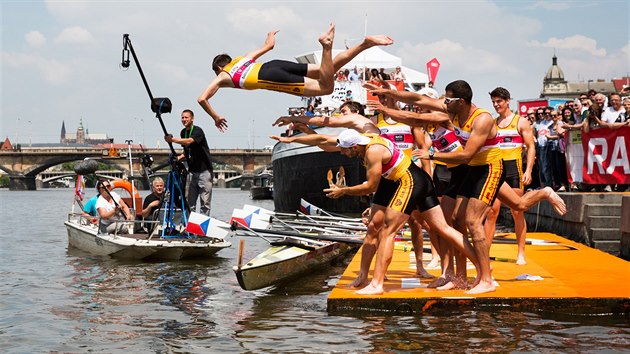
95, 180, 133, 234
141, 177, 165, 233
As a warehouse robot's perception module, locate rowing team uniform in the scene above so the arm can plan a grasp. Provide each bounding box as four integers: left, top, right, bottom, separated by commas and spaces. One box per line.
364, 134, 439, 215
427, 124, 465, 198
496, 113, 525, 190
452, 108, 505, 205
222, 56, 307, 95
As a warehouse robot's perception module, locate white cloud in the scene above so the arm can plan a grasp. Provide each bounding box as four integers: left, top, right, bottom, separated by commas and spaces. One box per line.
2, 52, 71, 85
529, 1, 573, 11
25, 31, 46, 47
397, 39, 521, 77
45, 0, 90, 20
527, 35, 606, 57
54, 26, 95, 44
226, 6, 302, 33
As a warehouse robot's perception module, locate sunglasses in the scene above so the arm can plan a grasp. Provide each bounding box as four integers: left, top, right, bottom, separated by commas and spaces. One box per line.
444, 97, 461, 104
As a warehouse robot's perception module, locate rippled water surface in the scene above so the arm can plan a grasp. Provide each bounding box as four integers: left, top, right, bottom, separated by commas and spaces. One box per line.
1, 189, 628, 353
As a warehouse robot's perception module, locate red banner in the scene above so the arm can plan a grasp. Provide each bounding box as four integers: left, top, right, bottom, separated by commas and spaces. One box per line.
581, 126, 630, 184
426, 58, 440, 84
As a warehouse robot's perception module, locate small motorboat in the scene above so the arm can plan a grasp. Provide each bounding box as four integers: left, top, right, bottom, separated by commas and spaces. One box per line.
250, 169, 273, 200
64, 212, 231, 260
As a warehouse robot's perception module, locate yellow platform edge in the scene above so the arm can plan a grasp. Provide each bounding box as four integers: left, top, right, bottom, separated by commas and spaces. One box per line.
327, 232, 630, 315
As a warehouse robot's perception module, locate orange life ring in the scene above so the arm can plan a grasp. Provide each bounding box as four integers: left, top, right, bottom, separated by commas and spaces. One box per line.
110, 179, 142, 216
110, 179, 141, 199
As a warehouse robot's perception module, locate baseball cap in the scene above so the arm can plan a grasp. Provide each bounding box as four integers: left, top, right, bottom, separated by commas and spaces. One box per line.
418, 87, 439, 99
336, 129, 371, 148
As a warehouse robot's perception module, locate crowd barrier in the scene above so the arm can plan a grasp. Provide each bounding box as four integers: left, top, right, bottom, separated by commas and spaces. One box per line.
565, 126, 630, 184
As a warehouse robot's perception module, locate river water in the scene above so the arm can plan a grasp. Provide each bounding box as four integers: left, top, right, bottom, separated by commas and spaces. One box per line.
1, 189, 628, 353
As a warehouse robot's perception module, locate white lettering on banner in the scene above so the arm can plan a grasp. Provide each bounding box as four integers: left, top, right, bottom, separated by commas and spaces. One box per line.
608, 136, 630, 174
587, 138, 607, 174
587, 136, 629, 174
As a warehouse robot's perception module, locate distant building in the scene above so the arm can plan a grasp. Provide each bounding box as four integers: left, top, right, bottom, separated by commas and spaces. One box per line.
540, 55, 622, 99
60, 119, 110, 145
1, 137, 12, 150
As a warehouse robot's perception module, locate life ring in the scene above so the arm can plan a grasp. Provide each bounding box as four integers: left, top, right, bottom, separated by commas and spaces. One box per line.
110, 179, 142, 216
110, 179, 141, 199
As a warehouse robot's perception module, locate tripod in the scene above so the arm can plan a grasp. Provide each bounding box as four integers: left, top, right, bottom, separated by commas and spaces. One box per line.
160, 161, 189, 237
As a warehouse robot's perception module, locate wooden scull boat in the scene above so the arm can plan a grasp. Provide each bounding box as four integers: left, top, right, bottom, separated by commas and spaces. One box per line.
233, 237, 357, 291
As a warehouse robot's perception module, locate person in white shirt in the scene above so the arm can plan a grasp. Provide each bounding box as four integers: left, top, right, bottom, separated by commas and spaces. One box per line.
96, 180, 133, 234
600, 93, 628, 129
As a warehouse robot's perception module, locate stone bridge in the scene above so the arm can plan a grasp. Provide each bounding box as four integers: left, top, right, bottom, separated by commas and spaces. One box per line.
0, 147, 272, 190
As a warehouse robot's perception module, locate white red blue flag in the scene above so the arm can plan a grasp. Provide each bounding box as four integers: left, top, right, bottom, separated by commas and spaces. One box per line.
185, 212, 229, 239
230, 208, 270, 229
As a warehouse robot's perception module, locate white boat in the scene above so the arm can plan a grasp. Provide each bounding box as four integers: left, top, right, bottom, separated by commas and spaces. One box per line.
233, 237, 357, 291
64, 213, 231, 260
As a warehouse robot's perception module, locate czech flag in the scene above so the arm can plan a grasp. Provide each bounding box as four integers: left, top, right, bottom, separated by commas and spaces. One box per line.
230, 208, 270, 229
299, 199, 323, 215
75, 175, 85, 201
185, 212, 229, 239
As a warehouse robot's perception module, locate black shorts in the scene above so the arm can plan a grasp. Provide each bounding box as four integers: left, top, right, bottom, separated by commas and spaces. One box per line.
432, 164, 451, 197
259, 60, 308, 85
458, 161, 505, 206
373, 163, 439, 215
444, 164, 468, 199
372, 177, 398, 208
503, 159, 523, 189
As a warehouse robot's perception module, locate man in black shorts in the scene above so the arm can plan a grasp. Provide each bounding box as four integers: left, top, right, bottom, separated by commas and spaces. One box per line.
198, 23, 393, 132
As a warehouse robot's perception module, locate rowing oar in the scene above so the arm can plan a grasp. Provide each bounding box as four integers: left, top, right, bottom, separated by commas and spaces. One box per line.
413, 246, 517, 263
231, 224, 364, 245
491, 238, 578, 250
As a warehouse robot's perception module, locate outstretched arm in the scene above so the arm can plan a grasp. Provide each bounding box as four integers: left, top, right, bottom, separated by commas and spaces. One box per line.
245, 30, 279, 61
198, 77, 229, 132
364, 83, 446, 112
273, 114, 379, 133
325, 146, 383, 198
366, 101, 450, 127
270, 133, 339, 151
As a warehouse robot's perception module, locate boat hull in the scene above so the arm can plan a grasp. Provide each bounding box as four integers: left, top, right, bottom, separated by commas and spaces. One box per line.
234, 241, 355, 290
272, 127, 369, 214
250, 186, 273, 200
65, 219, 231, 260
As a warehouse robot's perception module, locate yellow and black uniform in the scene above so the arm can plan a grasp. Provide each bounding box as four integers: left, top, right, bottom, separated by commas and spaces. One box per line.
427, 124, 466, 198
496, 114, 524, 189
374, 113, 419, 203
452, 108, 504, 205
365, 134, 439, 215
222, 56, 307, 95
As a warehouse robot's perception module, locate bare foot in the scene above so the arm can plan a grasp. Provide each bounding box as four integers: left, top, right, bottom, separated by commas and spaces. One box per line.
363, 35, 394, 47
427, 277, 449, 288
466, 281, 496, 295
426, 258, 440, 269
318, 22, 335, 48
437, 277, 467, 291
355, 282, 384, 295
516, 255, 527, 265
416, 266, 435, 279
545, 187, 567, 215
348, 274, 369, 288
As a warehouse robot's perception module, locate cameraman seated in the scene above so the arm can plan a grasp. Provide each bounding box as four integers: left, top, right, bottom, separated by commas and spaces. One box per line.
96, 180, 133, 234
141, 177, 165, 234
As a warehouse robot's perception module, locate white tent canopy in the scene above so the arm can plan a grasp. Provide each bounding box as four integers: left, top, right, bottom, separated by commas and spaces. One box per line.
295, 46, 428, 89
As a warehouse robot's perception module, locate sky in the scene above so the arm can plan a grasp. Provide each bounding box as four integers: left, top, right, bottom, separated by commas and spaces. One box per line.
1, 0, 629, 149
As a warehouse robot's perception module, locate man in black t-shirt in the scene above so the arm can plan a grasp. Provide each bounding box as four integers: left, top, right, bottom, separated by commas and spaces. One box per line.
141, 177, 165, 233
165, 109, 214, 215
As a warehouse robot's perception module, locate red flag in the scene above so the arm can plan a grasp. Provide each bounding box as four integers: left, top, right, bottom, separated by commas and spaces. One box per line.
426, 58, 440, 84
